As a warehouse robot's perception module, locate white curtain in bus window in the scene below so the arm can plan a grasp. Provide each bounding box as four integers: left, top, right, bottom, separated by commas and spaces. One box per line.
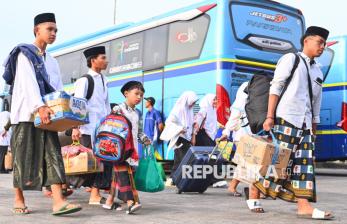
109, 33, 144, 74
143, 25, 168, 70
167, 15, 210, 64
230, 3, 304, 52
56, 51, 82, 84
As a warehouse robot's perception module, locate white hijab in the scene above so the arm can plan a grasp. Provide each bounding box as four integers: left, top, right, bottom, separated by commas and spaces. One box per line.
166, 91, 198, 141
199, 93, 217, 140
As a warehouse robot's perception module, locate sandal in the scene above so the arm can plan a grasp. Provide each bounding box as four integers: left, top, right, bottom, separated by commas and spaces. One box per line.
102, 202, 123, 211
62, 188, 74, 197
244, 187, 265, 213
246, 199, 265, 213
126, 202, 142, 214
228, 191, 242, 197
12, 206, 30, 214
88, 197, 106, 205
52, 203, 82, 216
297, 208, 334, 220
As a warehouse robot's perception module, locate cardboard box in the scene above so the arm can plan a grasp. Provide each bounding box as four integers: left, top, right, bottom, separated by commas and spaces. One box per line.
232, 135, 291, 181
63, 151, 104, 175
34, 91, 89, 132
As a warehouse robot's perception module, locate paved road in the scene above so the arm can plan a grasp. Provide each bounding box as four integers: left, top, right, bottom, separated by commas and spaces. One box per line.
0, 172, 345, 224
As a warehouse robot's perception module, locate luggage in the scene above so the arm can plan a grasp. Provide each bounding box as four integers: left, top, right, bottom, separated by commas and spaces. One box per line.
62, 141, 104, 175
34, 91, 89, 132
93, 111, 134, 163
172, 146, 224, 194
245, 54, 300, 134
135, 145, 165, 192
4, 151, 12, 170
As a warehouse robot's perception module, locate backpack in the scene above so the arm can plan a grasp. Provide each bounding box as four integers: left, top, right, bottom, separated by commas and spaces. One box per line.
245, 53, 300, 134
74, 74, 94, 100
93, 111, 134, 163
65, 74, 95, 136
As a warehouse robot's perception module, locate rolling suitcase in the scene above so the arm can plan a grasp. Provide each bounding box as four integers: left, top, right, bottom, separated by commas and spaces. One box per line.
172, 146, 223, 194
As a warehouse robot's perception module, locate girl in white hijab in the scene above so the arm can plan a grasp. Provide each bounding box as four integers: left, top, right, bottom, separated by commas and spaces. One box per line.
193, 93, 217, 146
164, 91, 198, 177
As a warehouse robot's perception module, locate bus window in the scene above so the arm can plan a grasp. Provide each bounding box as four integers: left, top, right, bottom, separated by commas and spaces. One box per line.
316, 48, 334, 82
143, 25, 168, 70
56, 51, 82, 84
230, 2, 304, 53
167, 15, 210, 64
109, 32, 144, 74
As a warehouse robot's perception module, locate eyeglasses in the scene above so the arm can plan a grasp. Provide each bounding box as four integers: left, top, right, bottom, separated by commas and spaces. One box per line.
308, 37, 326, 47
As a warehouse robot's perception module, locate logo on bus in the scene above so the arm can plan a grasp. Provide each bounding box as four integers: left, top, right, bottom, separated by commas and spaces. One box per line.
176, 28, 197, 43
250, 11, 287, 23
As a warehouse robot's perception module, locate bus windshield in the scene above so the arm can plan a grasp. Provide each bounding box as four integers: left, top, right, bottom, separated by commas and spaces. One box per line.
316, 48, 334, 81
230, 2, 304, 53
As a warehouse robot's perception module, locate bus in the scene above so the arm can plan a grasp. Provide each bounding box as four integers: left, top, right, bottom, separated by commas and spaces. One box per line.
315, 36, 347, 161
42, 0, 305, 160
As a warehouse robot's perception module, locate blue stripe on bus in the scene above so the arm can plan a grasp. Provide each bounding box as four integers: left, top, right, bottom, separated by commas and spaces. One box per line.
322, 85, 347, 92
317, 125, 340, 130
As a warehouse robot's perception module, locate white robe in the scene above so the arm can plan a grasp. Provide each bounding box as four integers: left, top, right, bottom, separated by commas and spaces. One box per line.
9, 46, 63, 124
73, 69, 111, 136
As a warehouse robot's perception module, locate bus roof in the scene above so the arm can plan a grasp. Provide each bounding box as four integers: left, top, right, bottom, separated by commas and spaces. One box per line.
48, 0, 302, 55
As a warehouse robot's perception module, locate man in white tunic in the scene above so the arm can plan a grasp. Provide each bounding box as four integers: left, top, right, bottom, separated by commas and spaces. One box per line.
71, 46, 112, 205
2, 13, 81, 215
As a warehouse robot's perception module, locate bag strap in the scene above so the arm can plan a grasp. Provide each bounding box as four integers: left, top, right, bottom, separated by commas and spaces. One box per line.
298, 55, 314, 119
274, 53, 300, 116
81, 74, 95, 100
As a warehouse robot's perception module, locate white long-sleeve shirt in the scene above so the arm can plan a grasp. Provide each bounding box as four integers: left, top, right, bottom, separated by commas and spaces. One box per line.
10, 49, 63, 124
222, 82, 251, 141
73, 69, 111, 136
270, 52, 323, 129
0, 111, 11, 146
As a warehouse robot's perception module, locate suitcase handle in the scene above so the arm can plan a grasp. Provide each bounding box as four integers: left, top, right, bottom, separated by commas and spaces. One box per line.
208, 142, 228, 161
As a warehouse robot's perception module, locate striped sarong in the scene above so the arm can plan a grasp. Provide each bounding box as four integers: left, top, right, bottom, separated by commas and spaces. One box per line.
254, 118, 316, 202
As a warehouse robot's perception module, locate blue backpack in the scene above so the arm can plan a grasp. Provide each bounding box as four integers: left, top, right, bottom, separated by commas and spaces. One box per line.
93, 112, 133, 163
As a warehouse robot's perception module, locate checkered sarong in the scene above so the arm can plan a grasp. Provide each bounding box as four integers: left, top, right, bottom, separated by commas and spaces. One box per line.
254, 118, 316, 202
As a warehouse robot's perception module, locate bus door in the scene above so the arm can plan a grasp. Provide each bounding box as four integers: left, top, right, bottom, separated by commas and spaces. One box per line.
142, 68, 165, 160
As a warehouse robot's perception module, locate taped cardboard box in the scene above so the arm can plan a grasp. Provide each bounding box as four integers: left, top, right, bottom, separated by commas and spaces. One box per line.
63, 151, 104, 175
34, 91, 89, 132
232, 135, 291, 181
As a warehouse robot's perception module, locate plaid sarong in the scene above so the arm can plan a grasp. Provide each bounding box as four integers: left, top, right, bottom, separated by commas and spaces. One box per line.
254, 118, 317, 202
112, 162, 139, 203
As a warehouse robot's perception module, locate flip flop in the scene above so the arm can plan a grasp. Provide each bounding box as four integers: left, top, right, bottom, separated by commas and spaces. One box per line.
52, 203, 82, 216
126, 202, 142, 214
12, 206, 30, 215
297, 208, 334, 220
88, 197, 106, 205
102, 202, 122, 211
228, 191, 242, 197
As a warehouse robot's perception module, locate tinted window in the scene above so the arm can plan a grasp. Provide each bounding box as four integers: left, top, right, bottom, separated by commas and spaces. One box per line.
167, 15, 210, 63
56, 51, 82, 84
143, 25, 168, 70
109, 33, 144, 74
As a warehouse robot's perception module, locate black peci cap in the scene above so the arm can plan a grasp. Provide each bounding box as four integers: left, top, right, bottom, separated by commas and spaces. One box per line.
34, 13, 56, 26
121, 81, 145, 95
305, 26, 329, 40
83, 46, 106, 59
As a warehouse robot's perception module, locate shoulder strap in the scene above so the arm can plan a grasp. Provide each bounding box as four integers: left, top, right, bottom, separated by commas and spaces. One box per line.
81, 74, 94, 100
298, 55, 314, 118
274, 53, 300, 117
278, 53, 300, 101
